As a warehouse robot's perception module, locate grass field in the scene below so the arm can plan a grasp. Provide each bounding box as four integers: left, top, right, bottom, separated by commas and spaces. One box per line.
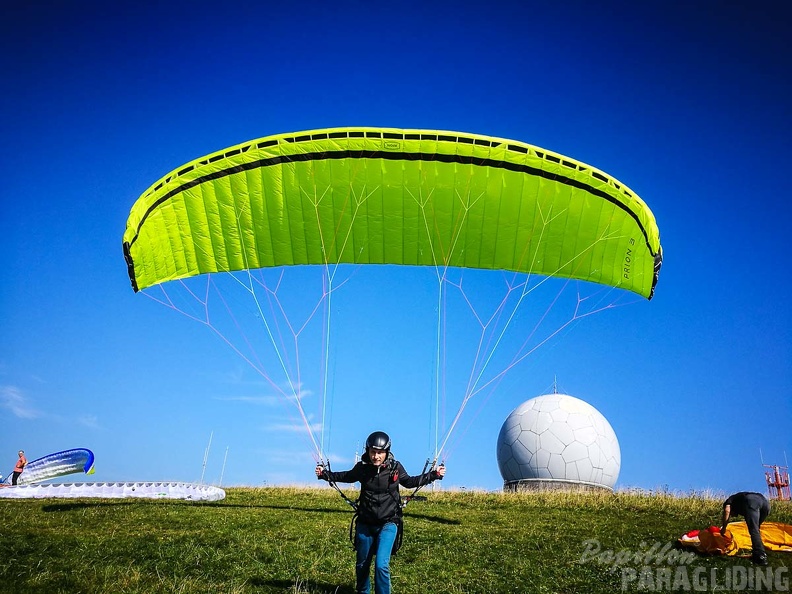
1, 487, 790, 593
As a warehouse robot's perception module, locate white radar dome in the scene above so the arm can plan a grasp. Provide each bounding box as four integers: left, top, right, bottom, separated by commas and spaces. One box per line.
496, 393, 620, 491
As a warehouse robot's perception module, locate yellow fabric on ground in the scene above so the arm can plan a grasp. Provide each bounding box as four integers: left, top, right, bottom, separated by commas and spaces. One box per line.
724, 521, 792, 554
679, 523, 792, 556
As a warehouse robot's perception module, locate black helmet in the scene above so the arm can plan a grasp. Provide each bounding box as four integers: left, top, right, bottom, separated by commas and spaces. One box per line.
365, 431, 391, 451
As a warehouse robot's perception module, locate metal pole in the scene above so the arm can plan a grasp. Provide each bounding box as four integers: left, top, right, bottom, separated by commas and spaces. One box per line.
219, 446, 229, 486
200, 431, 213, 484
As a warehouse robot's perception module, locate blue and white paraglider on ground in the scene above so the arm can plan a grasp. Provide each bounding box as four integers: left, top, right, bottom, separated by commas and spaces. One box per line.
2, 448, 95, 485
0, 448, 225, 501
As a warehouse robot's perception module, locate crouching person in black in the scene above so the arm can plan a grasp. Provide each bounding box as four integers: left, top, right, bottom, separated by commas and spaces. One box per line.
720, 491, 771, 565
315, 431, 445, 594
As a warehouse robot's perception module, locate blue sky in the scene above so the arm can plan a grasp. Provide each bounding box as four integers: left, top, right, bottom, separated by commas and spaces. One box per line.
2, 1, 789, 495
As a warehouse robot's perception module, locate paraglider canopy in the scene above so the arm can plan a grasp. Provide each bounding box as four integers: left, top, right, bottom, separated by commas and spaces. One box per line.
3, 448, 95, 485
123, 127, 662, 299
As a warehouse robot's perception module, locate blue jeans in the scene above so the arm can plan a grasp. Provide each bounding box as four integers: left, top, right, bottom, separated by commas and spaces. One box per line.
355, 521, 397, 594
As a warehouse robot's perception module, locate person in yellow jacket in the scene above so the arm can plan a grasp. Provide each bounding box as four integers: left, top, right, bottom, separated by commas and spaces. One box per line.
12, 450, 27, 485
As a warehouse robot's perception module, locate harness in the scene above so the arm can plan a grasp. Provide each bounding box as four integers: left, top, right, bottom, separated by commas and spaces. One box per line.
322, 457, 438, 555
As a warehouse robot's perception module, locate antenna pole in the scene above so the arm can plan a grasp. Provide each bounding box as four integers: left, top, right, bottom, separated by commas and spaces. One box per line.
219, 446, 229, 486
763, 458, 791, 501
200, 431, 213, 484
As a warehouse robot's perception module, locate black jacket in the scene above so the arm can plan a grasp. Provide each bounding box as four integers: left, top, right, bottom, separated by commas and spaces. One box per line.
323, 452, 436, 525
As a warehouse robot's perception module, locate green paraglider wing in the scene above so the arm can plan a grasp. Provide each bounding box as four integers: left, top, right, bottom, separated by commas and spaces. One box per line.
123, 127, 662, 298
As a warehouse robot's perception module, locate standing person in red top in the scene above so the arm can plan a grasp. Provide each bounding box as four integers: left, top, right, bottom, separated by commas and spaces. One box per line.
12, 450, 27, 485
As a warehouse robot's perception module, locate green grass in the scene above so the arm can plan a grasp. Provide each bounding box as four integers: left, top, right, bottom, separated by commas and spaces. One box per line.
1, 487, 790, 593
